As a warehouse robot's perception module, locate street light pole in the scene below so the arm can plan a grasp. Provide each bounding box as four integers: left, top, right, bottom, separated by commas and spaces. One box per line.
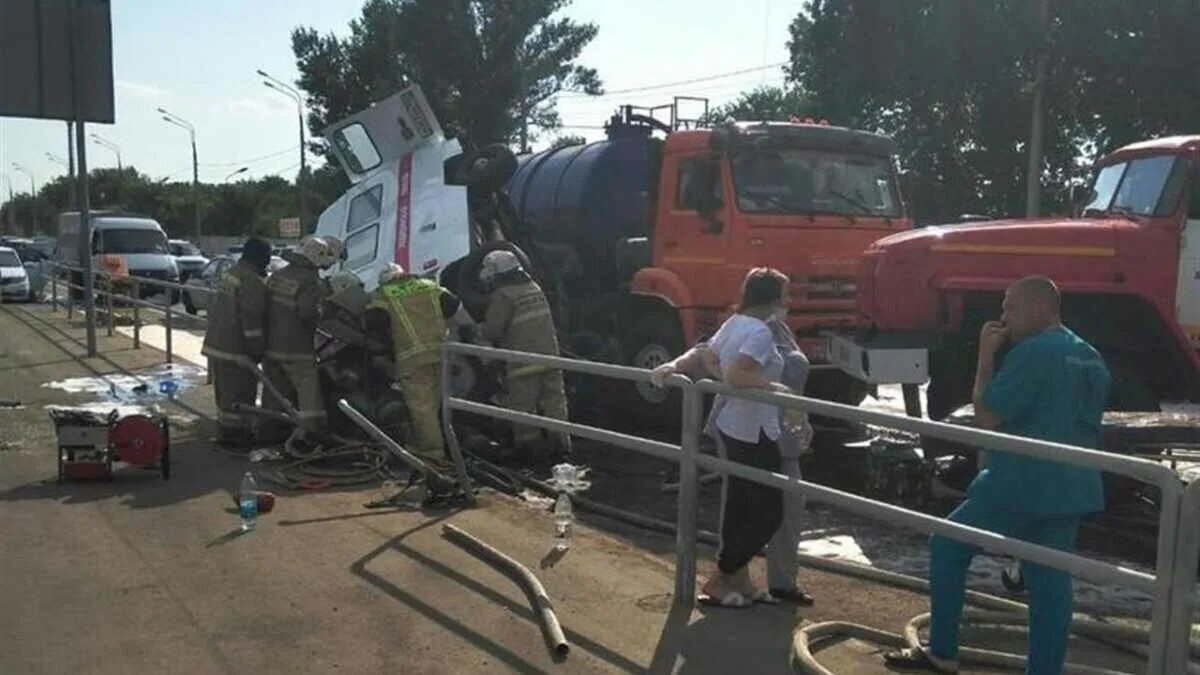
0, 174, 14, 233
89, 134, 122, 170
223, 166, 249, 183
157, 108, 200, 238
257, 69, 307, 230
11, 163, 36, 235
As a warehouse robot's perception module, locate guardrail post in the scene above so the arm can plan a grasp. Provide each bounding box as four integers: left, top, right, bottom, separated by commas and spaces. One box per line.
164, 299, 174, 364
132, 279, 141, 349
105, 281, 115, 337
67, 280, 74, 319
1146, 478, 1183, 675
1162, 480, 1200, 674
441, 346, 475, 505
674, 383, 703, 607
51, 273, 58, 312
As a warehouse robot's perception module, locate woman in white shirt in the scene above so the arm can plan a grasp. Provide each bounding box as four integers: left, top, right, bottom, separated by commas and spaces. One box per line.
654, 267, 794, 607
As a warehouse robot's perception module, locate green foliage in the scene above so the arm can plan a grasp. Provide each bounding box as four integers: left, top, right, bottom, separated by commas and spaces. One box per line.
787, 0, 1200, 222
0, 167, 311, 238
291, 0, 601, 151
701, 86, 814, 125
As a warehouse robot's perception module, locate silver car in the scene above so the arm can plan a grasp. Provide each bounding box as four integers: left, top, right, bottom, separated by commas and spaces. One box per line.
182, 255, 286, 315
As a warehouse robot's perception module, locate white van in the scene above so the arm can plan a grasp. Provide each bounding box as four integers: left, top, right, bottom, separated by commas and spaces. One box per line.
314, 84, 518, 295
57, 212, 179, 296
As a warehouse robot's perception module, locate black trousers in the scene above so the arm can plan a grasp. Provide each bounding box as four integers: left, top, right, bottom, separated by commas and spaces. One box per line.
717, 430, 783, 575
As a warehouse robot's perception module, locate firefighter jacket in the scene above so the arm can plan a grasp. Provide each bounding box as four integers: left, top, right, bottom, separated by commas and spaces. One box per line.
482, 275, 559, 359
265, 260, 327, 363
365, 277, 448, 368
201, 259, 268, 363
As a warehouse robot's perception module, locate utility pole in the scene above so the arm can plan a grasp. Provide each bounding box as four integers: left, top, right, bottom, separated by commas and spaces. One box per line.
66, 122, 77, 206
1024, 0, 1051, 218
158, 107, 200, 238
12, 163, 35, 235
258, 69, 307, 230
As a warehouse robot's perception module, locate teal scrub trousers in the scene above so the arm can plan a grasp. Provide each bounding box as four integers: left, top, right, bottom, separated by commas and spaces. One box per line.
928, 496, 1080, 675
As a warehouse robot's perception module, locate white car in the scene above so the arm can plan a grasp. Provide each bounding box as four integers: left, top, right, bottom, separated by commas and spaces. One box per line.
169, 239, 209, 282
182, 255, 286, 315
0, 246, 33, 302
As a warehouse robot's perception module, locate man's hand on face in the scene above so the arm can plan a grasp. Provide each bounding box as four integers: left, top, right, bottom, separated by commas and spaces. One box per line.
979, 321, 1010, 356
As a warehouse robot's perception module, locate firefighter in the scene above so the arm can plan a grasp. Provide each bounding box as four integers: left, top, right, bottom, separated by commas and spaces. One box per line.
262, 235, 341, 440
200, 237, 271, 448
364, 263, 476, 477
478, 250, 571, 460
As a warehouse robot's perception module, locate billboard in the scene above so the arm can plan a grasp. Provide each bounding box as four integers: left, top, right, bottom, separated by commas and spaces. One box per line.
0, 0, 114, 123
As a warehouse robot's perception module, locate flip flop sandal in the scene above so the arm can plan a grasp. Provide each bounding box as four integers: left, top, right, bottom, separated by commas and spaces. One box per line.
882, 646, 959, 673
753, 589, 780, 605
697, 590, 754, 609
768, 587, 815, 606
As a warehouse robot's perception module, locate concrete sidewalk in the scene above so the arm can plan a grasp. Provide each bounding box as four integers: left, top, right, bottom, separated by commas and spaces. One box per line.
0, 302, 1151, 674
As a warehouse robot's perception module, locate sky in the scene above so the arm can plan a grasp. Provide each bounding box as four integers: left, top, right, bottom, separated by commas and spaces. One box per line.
0, 0, 803, 200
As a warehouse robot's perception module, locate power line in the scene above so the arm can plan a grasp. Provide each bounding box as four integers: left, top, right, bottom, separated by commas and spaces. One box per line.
556, 75, 788, 119
558, 62, 788, 99
198, 145, 300, 168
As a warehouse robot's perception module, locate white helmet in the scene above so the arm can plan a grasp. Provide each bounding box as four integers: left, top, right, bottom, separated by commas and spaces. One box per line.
378, 262, 407, 286
321, 236, 345, 263
328, 271, 363, 296
480, 250, 522, 285
296, 236, 337, 268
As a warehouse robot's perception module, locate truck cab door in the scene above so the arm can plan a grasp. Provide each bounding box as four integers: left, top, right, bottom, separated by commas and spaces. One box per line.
322, 84, 444, 185
657, 152, 735, 308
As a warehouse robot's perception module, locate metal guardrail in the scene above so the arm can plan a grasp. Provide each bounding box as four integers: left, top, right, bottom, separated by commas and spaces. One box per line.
441, 341, 1197, 675
19, 269, 1197, 671
47, 261, 213, 366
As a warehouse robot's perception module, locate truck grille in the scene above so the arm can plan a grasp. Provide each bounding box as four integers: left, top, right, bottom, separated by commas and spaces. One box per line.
804, 275, 857, 300
0, 276, 24, 286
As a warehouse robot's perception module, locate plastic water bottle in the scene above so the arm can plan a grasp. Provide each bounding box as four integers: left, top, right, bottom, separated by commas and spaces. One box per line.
238, 472, 259, 531
553, 493, 573, 551
159, 379, 178, 398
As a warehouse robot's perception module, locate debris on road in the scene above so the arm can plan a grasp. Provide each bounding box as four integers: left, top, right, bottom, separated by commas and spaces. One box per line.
443, 523, 570, 659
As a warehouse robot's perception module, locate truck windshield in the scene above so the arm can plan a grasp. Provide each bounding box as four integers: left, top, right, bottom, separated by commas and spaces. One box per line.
96, 230, 169, 255
731, 149, 901, 217
1082, 155, 1183, 217
0, 251, 20, 267
170, 242, 201, 256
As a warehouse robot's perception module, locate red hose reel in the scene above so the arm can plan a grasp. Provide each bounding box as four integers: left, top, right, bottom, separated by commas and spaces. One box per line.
53, 409, 170, 482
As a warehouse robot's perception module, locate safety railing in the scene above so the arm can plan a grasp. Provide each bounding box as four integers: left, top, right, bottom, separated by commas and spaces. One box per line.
441, 341, 1197, 675
46, 261, 213, 366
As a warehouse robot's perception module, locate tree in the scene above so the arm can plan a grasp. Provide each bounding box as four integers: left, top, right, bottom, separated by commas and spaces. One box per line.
701, 86, 814, 125
787, 0, 1200, 222
292, 0, 602, 154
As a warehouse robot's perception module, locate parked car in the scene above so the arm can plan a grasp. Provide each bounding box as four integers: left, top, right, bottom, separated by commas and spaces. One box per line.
181, 255, 287, 314
56, 211, 179, 299
0, 238, 49, 299
169, 239, 209, 282
0, 246, 34, 302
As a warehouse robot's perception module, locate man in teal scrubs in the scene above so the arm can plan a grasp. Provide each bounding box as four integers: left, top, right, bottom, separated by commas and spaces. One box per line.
885, 276, 1110, 674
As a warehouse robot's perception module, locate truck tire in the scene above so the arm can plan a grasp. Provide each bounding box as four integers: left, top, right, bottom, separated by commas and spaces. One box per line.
625, 312, 684, 430
456, 144, 518, 195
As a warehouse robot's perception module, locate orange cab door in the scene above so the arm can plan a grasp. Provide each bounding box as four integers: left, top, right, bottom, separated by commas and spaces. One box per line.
656, 151, 736, 309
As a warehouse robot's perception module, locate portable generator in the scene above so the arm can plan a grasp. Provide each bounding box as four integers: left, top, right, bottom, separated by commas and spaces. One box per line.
50, 407, 170, 482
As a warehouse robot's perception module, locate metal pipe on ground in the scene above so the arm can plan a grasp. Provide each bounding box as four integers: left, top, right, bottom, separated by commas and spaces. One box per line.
337, 399, 455, 486
442, 523, 569, 658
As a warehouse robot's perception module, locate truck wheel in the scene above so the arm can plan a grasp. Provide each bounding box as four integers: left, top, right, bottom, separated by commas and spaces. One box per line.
626, 312, 684, 429
456, 144, 518, 195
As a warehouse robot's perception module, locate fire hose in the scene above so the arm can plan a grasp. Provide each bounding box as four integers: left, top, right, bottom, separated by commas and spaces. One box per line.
791, 553, 1200, 675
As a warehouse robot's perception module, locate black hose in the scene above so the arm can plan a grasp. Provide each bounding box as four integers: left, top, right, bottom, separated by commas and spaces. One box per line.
442, 523, 570, 658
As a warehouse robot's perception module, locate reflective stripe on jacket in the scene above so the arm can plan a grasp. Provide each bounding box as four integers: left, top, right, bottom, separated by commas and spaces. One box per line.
265, 262, 325, 362
366, 277, 447, 367
201, 259, 267, 361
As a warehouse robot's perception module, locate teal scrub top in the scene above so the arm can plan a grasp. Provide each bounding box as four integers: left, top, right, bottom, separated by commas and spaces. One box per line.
967, 326, 1110, 517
